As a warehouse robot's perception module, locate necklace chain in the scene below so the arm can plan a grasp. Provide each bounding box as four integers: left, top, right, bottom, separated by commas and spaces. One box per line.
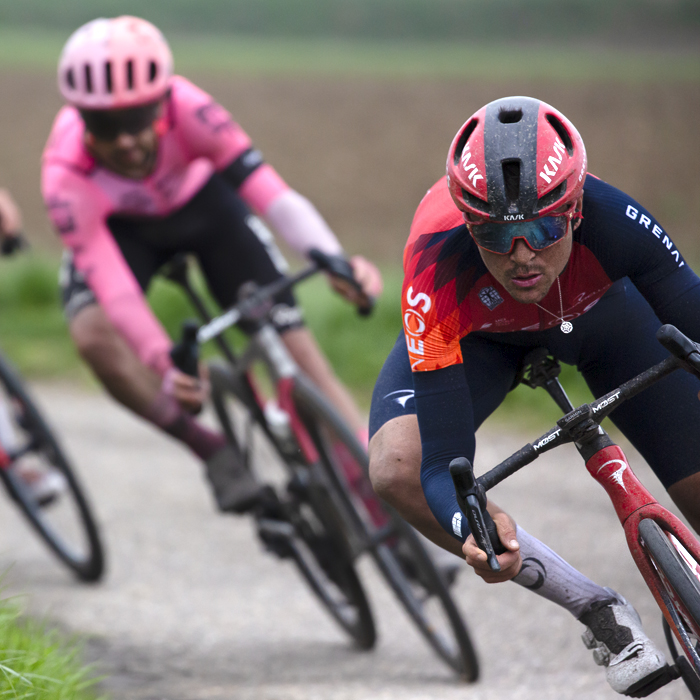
535, 277, 573, 334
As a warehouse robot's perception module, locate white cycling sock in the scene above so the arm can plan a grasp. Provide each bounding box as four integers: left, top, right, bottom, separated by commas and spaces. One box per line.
512, 525, 612, 618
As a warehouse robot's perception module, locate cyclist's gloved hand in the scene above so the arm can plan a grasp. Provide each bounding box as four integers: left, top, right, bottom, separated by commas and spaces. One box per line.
325, 254, 382, 314
463, 505, 521, 583
162, 364, 210, 415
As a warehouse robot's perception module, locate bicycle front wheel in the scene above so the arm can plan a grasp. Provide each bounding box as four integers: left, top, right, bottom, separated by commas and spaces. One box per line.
209, 363, 376, 649
292, 374, 479, 681
0, 354, 104, 581
639, 517, 700, 693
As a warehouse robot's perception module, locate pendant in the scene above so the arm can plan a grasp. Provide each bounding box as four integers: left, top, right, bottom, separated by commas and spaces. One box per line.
560, 320, 573, 334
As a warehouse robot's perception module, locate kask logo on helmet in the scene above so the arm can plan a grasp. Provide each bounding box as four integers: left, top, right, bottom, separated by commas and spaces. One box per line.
459, 146, 483, 186
539, 137, 568, 185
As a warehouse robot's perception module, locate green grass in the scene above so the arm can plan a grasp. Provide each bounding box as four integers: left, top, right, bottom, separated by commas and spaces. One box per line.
0, 26, 697, 82
0, 594, 102, 700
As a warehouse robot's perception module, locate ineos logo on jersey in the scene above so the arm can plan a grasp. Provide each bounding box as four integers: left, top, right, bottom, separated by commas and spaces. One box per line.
625, 205, 685, 269
404, 309, 426, 336
404, 286, 432, 370
459, 146, 484, 186
539, 137, 568, 185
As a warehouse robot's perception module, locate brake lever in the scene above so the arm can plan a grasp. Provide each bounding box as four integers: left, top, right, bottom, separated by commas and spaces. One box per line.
450, 456, 505, 572
657, 324, 700, 376
308, 248, 374, 317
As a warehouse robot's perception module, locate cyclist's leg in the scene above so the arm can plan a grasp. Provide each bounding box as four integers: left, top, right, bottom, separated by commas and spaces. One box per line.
572, 279, 700, 533
62, 248, 229, 464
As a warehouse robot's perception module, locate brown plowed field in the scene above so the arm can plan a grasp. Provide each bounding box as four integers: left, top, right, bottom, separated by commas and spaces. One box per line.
2, 69, 698, 262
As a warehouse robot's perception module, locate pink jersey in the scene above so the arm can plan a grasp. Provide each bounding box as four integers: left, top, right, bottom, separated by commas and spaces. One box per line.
42, 76, 296, 376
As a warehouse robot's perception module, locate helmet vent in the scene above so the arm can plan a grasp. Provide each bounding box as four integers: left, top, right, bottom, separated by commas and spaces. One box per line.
126, 60, 134, 90
537, 182, 566, 211
452, 118, 478, 165
83, 64, 93, 94
65, 69, 75, 90
502, 160, 520, 203
546, 114, 573, 155
104, 62, 113, 94
461, 188, 490, 215
498, 108, 523, 124
148, 61, 158, 83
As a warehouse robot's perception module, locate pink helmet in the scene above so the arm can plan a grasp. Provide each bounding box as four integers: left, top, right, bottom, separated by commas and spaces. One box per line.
58, 16, 173, 110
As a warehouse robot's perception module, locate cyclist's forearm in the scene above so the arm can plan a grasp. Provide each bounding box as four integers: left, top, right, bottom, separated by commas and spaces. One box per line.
262, 189, 344, 257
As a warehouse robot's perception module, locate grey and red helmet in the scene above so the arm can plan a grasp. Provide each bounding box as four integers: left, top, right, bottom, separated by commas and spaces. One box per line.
446, 96, 587, 223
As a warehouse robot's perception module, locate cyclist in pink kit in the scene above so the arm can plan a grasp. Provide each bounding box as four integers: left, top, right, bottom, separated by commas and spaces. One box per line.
42, 16, 382, 513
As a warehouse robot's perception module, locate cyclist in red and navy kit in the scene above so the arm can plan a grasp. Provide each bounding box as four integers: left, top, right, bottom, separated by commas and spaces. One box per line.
369, 96, 700, 696
42, 16, 382, 514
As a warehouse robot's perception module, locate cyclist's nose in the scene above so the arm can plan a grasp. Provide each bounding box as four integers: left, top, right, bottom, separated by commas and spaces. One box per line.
114, 131, 138, 149
509, 238, 536, 263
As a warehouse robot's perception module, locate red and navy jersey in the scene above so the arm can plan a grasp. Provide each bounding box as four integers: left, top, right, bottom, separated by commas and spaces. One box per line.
401, 174, 694, 373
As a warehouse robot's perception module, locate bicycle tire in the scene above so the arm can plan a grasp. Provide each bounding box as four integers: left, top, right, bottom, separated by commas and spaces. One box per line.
208, 363, 376, 649
0, 354, 104, 581
639, 518, 700, 684
291, 373, 479, 681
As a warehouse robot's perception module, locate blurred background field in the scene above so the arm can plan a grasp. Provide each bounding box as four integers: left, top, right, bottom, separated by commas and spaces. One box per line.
0, 0, 698, 422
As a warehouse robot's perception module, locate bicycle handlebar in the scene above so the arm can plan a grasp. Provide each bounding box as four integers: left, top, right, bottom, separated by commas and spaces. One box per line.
451, 323, 700, 571
169, 248, 371, 374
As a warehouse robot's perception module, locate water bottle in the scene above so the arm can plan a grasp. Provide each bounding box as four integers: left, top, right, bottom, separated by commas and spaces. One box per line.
264, 400, 298, 457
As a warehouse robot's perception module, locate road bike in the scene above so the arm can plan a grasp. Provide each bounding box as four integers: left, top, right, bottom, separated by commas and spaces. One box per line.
0, 236, 104, 581
449, 325, 700, 697
165, 249, 479, 679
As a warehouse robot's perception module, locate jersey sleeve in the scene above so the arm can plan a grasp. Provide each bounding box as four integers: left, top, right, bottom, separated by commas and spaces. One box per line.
42, 164, 174, 376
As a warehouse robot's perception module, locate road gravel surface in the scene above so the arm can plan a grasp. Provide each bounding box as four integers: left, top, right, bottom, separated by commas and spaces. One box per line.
0, 383, 693, 699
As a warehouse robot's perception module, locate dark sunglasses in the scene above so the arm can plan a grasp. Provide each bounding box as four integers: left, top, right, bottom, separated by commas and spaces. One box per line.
80, 102, 161, 141
466, 206, 582, 255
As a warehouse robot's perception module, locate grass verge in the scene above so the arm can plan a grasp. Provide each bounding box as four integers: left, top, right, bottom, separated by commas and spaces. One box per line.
0, 26, 697, 82
0, 593, 102, 699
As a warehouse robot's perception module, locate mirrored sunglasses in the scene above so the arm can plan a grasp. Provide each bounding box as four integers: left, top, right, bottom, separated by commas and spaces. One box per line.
467, 209, 582, 255
80, 102, 161, 141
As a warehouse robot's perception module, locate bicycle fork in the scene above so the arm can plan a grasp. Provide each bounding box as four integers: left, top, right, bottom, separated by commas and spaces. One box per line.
587, 443, 700, 646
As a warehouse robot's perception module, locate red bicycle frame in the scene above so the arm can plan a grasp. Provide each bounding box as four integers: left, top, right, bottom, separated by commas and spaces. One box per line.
588, 444, 700, 639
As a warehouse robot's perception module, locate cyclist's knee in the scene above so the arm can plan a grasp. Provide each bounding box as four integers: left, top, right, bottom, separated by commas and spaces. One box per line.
368, 415, 421, 501
70, 306, 135, 379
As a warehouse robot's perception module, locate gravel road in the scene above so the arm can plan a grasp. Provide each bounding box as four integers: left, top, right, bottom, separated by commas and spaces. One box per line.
0, 383, 693, 700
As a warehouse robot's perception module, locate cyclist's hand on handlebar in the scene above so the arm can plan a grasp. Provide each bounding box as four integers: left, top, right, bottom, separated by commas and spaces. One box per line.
463, 506, 521, 583
328, 254, 382, 310
163, 363, 210, 414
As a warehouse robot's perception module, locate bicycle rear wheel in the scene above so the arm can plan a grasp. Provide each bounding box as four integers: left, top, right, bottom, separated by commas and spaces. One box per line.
0, 354, 104, 581
639, 518, 700, 695
209, 363, 376, 649
292, 374, 479, 681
